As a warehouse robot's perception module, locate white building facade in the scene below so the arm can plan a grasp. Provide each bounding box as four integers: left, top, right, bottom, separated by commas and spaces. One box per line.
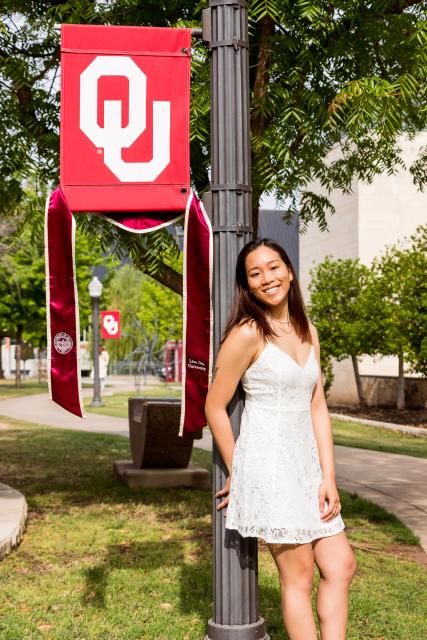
299, 133, 427, 405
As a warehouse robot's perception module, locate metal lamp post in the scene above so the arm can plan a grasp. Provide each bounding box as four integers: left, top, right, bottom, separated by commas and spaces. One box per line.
88, 276, 103, 407
204, 1, 270, 639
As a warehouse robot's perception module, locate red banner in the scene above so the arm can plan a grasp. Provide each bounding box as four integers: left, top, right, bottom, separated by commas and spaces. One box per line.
101, 311, 121, 339
45, 188, 83, 417
45, 25, 213, 437
60, 24, 190, 213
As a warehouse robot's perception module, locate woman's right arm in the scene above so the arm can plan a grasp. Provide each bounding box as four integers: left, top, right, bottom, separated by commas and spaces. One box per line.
205, 323, 259, 475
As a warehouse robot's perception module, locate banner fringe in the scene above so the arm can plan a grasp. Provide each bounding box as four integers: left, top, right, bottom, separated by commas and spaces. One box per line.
44, 193, 53, 402
178, 192, 193, 437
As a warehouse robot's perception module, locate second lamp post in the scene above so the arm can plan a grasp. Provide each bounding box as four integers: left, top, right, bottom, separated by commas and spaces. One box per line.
88, 276, 103, 407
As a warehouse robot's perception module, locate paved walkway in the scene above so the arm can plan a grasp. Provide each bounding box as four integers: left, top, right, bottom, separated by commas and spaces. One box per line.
0, 483, 27, 559
0, 392, 129, 437
0, 381, 426, 555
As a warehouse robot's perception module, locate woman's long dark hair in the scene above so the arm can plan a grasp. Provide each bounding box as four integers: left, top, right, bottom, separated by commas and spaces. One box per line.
221, 238, 311, 345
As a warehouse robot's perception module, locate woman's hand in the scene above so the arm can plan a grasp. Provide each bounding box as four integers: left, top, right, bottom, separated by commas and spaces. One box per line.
215, 475, 232, 517
318, 477, 341, 522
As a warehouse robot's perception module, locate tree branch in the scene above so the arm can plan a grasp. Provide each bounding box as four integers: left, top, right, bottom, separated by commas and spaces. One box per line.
134, 260, 183, 297
250, 15, 276, 236
250, 15, 275, 139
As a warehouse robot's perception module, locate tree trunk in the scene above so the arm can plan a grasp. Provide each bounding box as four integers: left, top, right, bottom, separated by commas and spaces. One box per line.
0, 333, 4, 379
250, 16, 275, 239
351, 354, 367, 407
15, 325, 23, 389
251, 185, 263, 239
37, 346, 43, 383
396, 353, 405, 410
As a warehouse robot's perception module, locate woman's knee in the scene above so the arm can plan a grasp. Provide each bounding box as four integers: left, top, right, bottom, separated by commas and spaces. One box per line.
324, 550, 357, 586
269, 542, 316, 595
278, 561, 315, 595
313, 534, 357, 586
346, 551, 357, 582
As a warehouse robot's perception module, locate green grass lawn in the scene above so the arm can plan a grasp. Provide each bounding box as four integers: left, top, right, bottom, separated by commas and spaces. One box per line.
0, 380, 48, 398
332, 419, 427, 459
0, 419, 425, 640
0, 379, 95, 399
84, 387, 182, 418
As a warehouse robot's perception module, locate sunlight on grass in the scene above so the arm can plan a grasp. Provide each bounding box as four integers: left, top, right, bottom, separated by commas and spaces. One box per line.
84, 387, 182, 418
0, 380, 48, 398
332, 419, 427, 458
0, 419, 425, 639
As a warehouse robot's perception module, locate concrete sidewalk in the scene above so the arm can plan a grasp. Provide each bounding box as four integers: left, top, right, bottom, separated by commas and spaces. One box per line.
0, 386, 426, 555
0, 392, 129, 438
0, 483, 27, 560
0, 375, 153, 437
334, 445, 427, 552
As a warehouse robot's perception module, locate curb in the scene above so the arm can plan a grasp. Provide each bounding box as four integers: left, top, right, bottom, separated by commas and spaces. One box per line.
330, 413, 427, 437
0, 483, 28, 560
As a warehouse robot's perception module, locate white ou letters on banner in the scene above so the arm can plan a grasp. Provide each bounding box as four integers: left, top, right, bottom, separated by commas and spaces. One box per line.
79, 55, 171, 182
103, 314, 119, 336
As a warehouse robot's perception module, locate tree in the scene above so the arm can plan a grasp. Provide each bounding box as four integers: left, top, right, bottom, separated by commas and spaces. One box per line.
246, 1, 427, 235
368, 225, 427, 409
0, 1, 425, 293
0, 217, 19, 378
103, 263, 183, 365
404, 225, 427, 376
308, 256, 373, 406
0, 186, 110, 385
0, 227, 48, 387
308, 227, 427, 410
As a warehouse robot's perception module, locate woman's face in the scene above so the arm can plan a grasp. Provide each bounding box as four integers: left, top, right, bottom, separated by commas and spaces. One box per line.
245, 245, 293, 307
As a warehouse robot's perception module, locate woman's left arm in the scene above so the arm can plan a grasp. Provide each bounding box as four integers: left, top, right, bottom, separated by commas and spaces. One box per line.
309, 323, 341, 523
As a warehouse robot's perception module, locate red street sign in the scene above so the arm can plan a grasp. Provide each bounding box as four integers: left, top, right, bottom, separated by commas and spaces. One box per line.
60, 24, 190, 212
101, 311, 120, 339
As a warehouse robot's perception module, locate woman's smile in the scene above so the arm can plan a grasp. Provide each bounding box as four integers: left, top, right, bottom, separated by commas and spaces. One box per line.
263, 285, 280, 295
245, 245, 293, 307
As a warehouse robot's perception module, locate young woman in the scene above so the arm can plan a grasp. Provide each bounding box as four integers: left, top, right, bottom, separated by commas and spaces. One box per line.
205, 238, 357, 640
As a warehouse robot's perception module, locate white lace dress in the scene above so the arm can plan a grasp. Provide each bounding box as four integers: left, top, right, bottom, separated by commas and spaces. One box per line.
225, 341, 345, 544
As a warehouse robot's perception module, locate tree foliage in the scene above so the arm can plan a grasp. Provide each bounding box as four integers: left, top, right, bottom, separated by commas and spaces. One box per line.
205, 1, 427, 233
369, 224, 427, 377
308, 256, 372, 404
0, 0, 425, 290
0, 184, 110, 384
103, 263, 183, 364
308, 226, 427, 407
308, 257, 371, 359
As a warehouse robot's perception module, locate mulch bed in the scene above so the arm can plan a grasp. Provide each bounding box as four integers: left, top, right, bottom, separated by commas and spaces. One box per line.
328, 406, 427, 429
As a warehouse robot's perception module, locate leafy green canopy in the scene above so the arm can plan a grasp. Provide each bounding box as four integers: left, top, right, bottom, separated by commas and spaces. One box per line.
369, 224, 427, 376
249, 1, 426, 231
308, 224, 427, 377
0, 185, 110, 347
103, 263, 183, 363
308, 256, 372, 360
0, 1, 425, 285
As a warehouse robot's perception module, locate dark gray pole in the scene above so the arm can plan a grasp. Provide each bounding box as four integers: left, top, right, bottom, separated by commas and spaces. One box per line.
205, 1, 269, 638
91, 296, 102, 407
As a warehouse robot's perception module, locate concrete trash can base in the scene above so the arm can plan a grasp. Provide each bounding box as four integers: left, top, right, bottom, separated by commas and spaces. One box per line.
129, 397, 196, 469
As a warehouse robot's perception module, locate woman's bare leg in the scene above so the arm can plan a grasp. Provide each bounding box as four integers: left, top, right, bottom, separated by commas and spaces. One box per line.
312, 532, 357, 640
268, 542, 318, 640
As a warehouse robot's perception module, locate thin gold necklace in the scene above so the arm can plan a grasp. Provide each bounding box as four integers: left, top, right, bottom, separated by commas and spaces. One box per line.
268, 314, 293, 334
268, 313, 290, 325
